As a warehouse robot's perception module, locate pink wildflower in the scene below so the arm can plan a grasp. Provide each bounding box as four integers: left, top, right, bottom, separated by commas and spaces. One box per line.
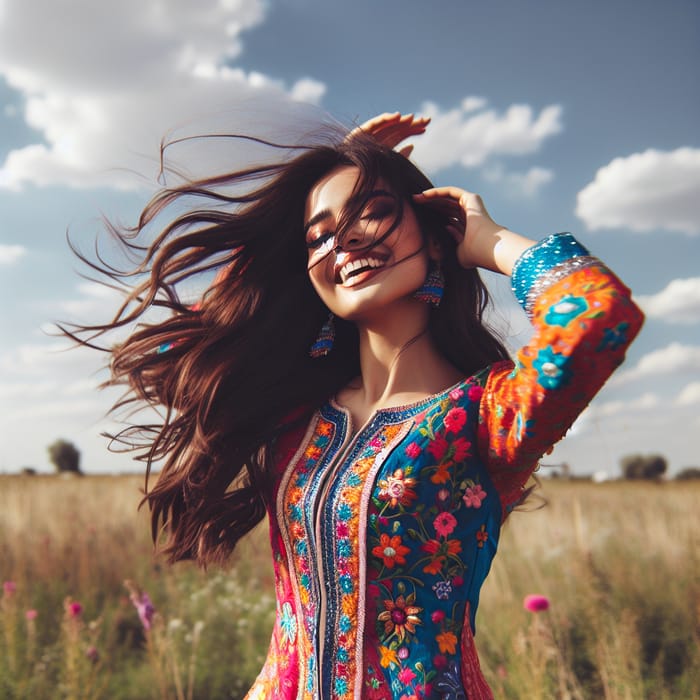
25, 609, 38, 620
3, 581, 16, 597
130, 591, 155, 631
523, 594, 550, 612
68, 602, 83, 617
85, 645, 100, 663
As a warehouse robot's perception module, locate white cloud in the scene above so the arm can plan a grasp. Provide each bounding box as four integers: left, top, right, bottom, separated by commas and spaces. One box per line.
613, 342, 700, 384
0, 243, 26, 265
0, 0, 328, 191
593, 392, 659, 417
482, 163, 554, 197
635, 277, 700, 324
677, 382, 700, 406
576, 147, 700, 235
410, 98, 563, 174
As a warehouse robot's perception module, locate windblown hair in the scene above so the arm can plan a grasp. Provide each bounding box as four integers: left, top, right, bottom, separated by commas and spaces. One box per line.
68, 130, 510, 566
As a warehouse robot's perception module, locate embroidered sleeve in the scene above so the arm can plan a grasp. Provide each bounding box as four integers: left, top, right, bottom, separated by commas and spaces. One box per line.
478, 233, 644, 518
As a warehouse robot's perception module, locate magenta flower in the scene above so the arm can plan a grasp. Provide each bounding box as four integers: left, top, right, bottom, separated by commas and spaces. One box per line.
523, 594, 550, 612
68, 601, 83, 617
397, 666, 417, 684
25, 609, 38, 620
3, 581, 17, 597
444, 407, 467, 434
433, 512, 457, 537
405, 442, 422, 459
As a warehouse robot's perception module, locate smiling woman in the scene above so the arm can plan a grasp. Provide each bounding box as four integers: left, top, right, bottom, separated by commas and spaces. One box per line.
66, 113, 643, 699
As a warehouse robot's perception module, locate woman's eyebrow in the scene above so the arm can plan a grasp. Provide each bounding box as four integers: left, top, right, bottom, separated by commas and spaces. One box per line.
304, 209, 331, 234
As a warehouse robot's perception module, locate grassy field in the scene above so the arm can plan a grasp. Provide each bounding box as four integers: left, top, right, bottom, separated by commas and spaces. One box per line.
0, 474, 698, 699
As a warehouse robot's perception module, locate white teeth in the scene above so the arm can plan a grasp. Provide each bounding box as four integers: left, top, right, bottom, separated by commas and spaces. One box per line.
339, 257, 385, 283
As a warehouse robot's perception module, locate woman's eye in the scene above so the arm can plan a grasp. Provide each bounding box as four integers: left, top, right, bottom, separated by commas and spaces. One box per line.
307, 231, 334, 251
361, 204, 394, 221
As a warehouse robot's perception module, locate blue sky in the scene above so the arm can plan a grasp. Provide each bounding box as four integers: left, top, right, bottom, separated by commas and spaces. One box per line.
0, 0, 698, 476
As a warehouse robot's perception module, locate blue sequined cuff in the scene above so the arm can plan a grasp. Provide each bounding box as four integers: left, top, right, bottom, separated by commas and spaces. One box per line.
511, 233, 591, 310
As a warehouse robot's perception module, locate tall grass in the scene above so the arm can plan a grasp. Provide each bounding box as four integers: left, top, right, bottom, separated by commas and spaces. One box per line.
0, 475, 698, 699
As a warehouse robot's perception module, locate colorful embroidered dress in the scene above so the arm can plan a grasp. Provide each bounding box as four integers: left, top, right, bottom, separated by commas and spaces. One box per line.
245, 234, 643, 700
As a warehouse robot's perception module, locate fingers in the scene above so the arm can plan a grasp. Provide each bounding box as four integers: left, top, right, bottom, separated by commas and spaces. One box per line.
349, 112, 431, 150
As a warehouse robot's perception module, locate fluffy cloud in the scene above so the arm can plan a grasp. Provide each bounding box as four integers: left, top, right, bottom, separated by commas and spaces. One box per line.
482, 163, 554, 197
635, 277, 700, 324
409, 98, 562, 175
0, 243, 26, 265
576, 147, 700, 235
613, 342, 700, 384
677, 382, 700, 406
0, 0, 327, 191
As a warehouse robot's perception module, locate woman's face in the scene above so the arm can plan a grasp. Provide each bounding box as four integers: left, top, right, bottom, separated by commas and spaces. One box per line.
304, 166, 429, 323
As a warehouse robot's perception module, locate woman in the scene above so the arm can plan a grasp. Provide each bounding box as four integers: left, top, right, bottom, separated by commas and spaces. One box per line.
77, 113, 643, 698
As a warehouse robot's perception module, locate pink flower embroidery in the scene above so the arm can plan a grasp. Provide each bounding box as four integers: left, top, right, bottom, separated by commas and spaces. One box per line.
427, 433, 449, 461
451, 437, 472, 461
449, 387, 464, 401
398, 667, 417, 684
467, 384, 484, 402
405, 442, 422, 458
444, 407, 467, 434
433, 512, 457, 537
463, 484, 487, 508
377, 469, 418, 509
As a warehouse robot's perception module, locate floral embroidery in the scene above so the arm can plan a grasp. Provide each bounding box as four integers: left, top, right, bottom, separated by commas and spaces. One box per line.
433, 512, 457, 537
377, 468, 418, 508
533, 346, 573, 389
462, 484, 487, 508
545, 294, 588, 326
598, 321, 630, 351
280, 602, 297, 645
476, 525, 488, 548
372, 534, 411, 568
378, 592, 422, 642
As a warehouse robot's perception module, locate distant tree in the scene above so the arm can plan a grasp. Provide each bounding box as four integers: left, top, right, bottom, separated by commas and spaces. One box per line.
675, 467, 700, 480
621, 453, 667, 480
47, 439, 82, 475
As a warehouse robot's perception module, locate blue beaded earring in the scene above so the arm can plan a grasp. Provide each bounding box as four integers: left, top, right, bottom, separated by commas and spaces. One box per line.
413, 260, 444, 307
309, 313, 335, 358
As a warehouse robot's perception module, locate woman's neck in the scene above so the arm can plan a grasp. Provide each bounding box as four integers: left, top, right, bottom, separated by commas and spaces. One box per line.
338, 304, 462, 424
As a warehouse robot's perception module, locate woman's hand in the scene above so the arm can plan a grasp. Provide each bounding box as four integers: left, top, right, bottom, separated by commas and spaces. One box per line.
349, 112, 429, 158
413, 187, 535, 275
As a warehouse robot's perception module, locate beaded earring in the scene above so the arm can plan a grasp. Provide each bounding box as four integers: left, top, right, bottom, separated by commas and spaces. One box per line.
413, 260, 444, 307
309, 313, 335, 358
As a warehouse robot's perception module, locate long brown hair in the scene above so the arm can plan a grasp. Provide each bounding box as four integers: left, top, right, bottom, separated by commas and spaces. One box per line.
67, 131, 509, 566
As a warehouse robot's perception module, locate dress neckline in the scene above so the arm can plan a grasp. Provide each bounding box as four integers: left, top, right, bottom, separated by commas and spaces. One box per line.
328, 375, 469, 420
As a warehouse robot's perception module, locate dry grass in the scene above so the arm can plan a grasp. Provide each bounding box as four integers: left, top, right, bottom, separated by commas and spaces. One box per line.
1, 475, 698, 699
